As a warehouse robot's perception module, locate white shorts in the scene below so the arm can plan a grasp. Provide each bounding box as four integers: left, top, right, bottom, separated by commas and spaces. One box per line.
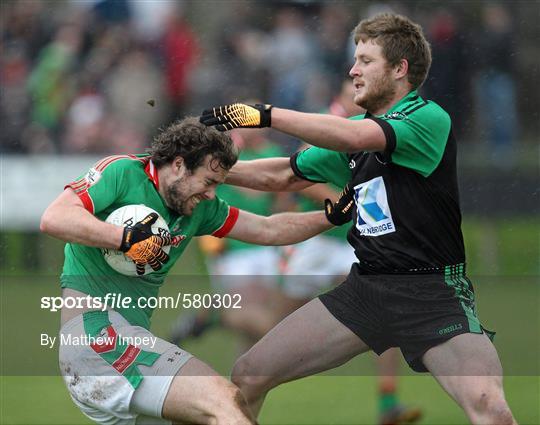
280, 235, 357, 299
59, 310, 192, 425
210, 246, 280, 291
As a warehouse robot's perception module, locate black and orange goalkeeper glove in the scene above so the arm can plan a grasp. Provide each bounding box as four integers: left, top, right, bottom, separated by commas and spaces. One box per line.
119, 213, 176, 275
325, 184, 355, 226
200, 103, 273, 131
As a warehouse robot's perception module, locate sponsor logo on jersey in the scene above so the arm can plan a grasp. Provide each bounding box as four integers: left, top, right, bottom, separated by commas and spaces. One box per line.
349, 159, 356, 169
384, 111, 408, 121
353, 176, 395, 237
85, 167, 102, 186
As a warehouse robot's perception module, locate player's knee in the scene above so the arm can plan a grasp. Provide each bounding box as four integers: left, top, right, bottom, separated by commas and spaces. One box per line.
231, 355, 272, 397
468, 390, 513, 424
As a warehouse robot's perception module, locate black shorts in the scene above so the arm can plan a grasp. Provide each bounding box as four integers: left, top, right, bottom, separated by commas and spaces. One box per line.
319, 263, 492, 372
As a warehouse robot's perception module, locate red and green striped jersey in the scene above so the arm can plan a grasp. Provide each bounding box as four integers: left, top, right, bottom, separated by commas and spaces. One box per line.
62, 154, 237, 328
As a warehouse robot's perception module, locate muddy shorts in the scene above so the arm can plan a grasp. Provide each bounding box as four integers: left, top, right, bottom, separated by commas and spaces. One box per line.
59, 310, 192, 424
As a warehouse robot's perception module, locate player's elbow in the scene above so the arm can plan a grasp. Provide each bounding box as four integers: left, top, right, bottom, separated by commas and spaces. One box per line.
258, 171, 284, 191
266, 169, 305, 192
40, 205, 62, 236
39, 207, 54, 235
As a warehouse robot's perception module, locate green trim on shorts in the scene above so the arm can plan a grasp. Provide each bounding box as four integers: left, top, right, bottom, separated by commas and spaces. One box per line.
444, 264, 482, 333
82, 311, 160, 389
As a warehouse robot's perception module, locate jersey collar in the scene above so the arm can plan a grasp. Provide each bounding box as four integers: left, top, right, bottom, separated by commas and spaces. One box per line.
376, 90, 419, 117
144, 159, 160, 190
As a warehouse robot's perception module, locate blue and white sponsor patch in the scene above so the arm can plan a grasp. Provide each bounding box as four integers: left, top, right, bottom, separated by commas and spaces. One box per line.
353, 176, 395, 237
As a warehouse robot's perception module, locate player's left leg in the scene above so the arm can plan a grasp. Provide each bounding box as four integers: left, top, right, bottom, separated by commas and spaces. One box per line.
231, 298, 371, 417
156, 357, 254, 424
422, 333, 516, 425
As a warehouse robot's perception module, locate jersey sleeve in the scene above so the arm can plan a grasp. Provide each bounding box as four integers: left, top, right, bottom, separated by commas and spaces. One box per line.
369, 103, 452, 177
65, 158, 126, 215
195, 197, 239, 238
290, 147, 351, 188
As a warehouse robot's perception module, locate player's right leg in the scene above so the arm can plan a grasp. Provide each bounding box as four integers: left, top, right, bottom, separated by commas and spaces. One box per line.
60, 310, 255, 425
231, 297, 371, 416
159, 357, 254, 424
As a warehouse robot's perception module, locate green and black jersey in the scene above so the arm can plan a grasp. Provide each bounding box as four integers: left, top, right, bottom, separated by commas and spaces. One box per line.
290, 90, 465, 273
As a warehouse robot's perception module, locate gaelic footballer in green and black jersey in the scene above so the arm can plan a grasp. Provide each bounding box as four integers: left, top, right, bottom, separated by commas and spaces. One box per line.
291, 90, 491, 371
291, 90, 465, 274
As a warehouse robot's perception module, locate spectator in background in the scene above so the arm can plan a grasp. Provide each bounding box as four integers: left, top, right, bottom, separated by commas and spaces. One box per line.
129, 0, 175, 43
0, 0, 50, 63
472, 4, 518, 167
161, 4, 199, 119
314, 3, 352, 81
302, 4, 353, 112
92, 0, 131, 25
27, 23, 83, 152
216, 27, 270, 104
62, 69, 148, 155
103, 47, 166, 139
62, 74, 107, 153
0, 0, 47, 152
267, 7, 317, 110
82, 25, 132, 81
0, 44, 31, 153
423, 8, 467, 132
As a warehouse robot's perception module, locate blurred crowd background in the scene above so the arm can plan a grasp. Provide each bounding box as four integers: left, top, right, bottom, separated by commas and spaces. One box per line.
0, 0, 538, 274
1, 0, 539, 161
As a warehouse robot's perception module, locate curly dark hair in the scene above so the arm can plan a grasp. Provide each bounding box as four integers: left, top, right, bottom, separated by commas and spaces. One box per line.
149, 117, 238, 172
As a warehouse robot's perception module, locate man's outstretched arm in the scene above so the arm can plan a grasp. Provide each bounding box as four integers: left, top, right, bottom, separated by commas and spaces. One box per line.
200, 103, 386, 153
225, 183, 354, 245
225, 157, 313, 192
227, 210, 332, 246
271, 107, 385, 153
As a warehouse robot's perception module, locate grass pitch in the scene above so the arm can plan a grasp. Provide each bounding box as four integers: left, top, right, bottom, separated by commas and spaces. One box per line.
1, 218, 538, 424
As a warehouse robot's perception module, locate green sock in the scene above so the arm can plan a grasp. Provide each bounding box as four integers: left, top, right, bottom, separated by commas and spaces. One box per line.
379, 392, 398, 413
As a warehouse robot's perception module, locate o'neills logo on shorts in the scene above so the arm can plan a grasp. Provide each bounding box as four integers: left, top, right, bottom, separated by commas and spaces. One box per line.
353, 176, 395, 237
